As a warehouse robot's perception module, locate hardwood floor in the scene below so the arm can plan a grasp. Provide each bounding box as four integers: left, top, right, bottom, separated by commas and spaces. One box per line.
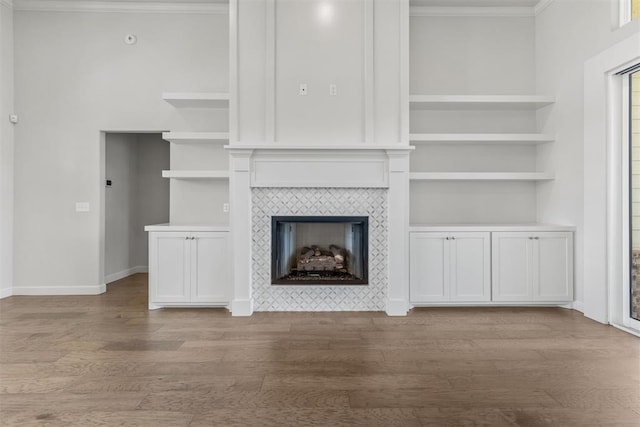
1, 273, 639, 426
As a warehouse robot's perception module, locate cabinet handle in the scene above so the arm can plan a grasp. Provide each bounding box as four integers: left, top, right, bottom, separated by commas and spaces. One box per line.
451, 236, 456, 240
534, 237, 539, 240
445, 237, 450, 240
185, 236, 189, 240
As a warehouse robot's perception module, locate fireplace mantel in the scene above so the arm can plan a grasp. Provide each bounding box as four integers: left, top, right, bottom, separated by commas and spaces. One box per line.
226, 145, 412, 316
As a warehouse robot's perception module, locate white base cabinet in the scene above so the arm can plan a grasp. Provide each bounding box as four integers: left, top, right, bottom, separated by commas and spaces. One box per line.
410, 227, 574, 306
492, 231, 573, 303
147, 228, 230, 309
410, 232, 491, 303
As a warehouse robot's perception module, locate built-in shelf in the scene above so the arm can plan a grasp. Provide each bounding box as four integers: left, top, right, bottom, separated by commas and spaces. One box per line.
162, 170, 229, 179
162, 132, 229, 144
409, 172, 554, 181
409, 95, 555, 110
409, 133, 555, 144
162, 92, 229, 108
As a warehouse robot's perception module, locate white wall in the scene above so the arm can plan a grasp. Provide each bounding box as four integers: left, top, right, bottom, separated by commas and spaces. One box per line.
535, 0, 640, 308
274, 0, 365, 144
13, 10, 228, 294
0, 1, 13, 298
105, 133, 169, 282
409, 14, 537, 224
235, 0, 405, 146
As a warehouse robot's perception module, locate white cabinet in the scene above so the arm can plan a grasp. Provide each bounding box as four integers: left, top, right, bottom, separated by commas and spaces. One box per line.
492, 232, 573, 302
148, 230, 230, 309
410, 232, 491, 303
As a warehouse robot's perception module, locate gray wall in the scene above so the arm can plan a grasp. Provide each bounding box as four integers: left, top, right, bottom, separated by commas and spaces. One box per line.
0, 3, 13, 297
105, 133, 169, 282
12, 10, 228, 292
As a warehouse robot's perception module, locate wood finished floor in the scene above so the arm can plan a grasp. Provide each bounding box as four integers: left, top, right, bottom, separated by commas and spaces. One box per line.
1, 274, 639, 426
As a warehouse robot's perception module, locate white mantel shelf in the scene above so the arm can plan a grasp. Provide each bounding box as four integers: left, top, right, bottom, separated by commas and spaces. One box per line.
224, 145, 415, 151
145, 223, 230, 232
162, 92, 229, 108
410, 224, 576, 232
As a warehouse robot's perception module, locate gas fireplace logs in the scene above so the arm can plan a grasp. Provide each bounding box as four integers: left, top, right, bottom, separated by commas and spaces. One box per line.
297, 245, 346, 272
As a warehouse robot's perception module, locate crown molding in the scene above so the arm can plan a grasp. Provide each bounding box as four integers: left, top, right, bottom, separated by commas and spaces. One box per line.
13, 0, 228, 14
410, 6, 534, 17
534, 0, 554, 15
0, 0, 14, 9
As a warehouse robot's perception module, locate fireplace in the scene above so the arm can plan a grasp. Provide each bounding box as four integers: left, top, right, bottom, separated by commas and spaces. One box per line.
271, 216, 369, 285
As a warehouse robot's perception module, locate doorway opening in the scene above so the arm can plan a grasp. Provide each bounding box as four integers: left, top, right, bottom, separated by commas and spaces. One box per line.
103, 132, 169, 284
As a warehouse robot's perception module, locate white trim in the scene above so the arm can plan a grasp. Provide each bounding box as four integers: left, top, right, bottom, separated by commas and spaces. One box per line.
13, 0, 228, 14
231, 299, 253, 316
410, 6, 534, 18
572, 300, 585, 313
363, 0, 374, 144
229, 0, 238, 144
105, 266, 148, 284
265, 0, 275, 144
0, 287, 12, 299
534, 0, 554, 16
386, 298, 410, 316
399, 0, 410, 145
619, 0, 632, 27
584, 31, 640, 325
0, 0, 13, 9
12, 284, 107, 295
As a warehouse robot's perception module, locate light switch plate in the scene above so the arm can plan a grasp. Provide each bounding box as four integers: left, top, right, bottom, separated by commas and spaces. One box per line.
75, 202, 90, 212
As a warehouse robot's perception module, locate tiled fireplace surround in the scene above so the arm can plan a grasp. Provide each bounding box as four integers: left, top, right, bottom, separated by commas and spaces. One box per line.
227, 147, 413, 316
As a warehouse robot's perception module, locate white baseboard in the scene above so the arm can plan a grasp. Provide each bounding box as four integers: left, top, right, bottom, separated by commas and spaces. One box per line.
0, 287, 12, 299
572, 300, 585, 313
105, 266, 148, 284
12, 283, 106, 296
385, 298, 410, 316
231, 299, 254, 316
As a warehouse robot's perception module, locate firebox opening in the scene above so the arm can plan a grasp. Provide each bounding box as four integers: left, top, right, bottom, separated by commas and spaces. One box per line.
271, 216, 368, 285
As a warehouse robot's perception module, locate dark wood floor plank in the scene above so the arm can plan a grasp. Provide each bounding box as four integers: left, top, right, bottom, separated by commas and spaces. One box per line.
1, 274, 639, 426
190, 408, 422, 427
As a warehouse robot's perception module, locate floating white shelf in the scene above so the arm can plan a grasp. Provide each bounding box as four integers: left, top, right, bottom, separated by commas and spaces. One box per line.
409, 133, 555, 144
162, 170, 229, 179
162, 92, 229, 108
410, 172, 554, 181
409, 95, 555, 110
162, 132, 229, 144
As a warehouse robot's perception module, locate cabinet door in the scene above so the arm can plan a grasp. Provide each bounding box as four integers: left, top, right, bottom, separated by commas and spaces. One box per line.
450, 232, 491, 302
491, 232, 532, 301
533, 232, 573, 302
151, 232, 190, 303
190, 232, 230, 303
410, 233, 449, 302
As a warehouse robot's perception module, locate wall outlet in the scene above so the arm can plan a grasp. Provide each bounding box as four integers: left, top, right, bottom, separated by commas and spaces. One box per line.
299, 83, 308, 96
329, 84, 337, 96
223, 203, 230, 213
